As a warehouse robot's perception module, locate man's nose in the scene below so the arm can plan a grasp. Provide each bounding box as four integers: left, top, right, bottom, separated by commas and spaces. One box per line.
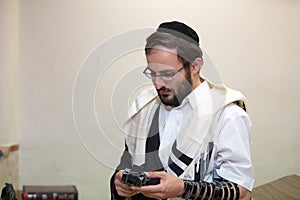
153, 77, 165, 90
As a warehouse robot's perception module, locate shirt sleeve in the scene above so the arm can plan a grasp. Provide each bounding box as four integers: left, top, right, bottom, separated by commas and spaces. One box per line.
215, 104, 255, 191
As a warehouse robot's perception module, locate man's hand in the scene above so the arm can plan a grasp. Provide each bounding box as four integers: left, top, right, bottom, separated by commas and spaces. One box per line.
115, 170, 251, 199
114, 170, 140, 197
131, 171, 184, 199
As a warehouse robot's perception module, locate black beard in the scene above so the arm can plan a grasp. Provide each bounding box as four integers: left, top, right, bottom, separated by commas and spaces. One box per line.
157, 71, 193, 107
157, 87, 180, 107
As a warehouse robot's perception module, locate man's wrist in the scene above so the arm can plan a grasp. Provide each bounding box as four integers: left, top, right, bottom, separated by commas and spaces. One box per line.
178, 179, 185, 197
178, 180, 198, 199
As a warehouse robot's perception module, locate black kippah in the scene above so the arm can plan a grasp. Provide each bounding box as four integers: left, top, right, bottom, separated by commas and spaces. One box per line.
157, 21, 199, 46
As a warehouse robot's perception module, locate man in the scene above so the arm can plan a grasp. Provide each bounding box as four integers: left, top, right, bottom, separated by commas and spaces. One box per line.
110, 21, 254, 199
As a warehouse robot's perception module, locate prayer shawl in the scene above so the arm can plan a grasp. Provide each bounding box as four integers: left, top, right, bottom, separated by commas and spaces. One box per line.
123, 81, 247, 185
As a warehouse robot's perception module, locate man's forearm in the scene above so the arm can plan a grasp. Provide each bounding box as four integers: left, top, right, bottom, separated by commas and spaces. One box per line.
178, 179, 250, 200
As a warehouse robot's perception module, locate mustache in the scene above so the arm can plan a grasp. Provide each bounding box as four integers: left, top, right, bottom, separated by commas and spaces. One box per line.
157, 86, 173, 93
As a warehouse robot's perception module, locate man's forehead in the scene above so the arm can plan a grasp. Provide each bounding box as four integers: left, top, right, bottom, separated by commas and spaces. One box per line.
147, 45, 178, 55
147, 63, 178, 70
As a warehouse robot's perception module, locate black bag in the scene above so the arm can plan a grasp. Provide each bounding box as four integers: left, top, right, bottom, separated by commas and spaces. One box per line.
0, 183, 17, 200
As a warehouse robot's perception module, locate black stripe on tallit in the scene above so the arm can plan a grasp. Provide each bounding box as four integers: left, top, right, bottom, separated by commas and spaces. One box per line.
168, 157, 184, 177
171, 141, 193, 166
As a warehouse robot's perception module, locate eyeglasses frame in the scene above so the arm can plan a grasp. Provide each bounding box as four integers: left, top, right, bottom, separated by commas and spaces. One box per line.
143, 66, 185, 81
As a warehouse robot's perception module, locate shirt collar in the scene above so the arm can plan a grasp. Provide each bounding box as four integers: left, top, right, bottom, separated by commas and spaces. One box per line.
183, 80, 210, 110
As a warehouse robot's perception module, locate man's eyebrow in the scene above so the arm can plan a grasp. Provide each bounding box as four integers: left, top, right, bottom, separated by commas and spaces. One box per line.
148, 68, 175, 73
156, 69, 176, 73
159, 69, 175, 73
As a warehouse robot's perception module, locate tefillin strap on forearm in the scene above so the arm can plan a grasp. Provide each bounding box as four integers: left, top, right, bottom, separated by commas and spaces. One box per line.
179, 180, 240, 200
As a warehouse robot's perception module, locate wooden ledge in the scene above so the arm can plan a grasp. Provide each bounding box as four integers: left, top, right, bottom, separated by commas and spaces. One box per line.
252, 174, 300, 200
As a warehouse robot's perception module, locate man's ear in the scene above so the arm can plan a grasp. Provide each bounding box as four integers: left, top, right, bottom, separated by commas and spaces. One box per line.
191, 58, 202, 74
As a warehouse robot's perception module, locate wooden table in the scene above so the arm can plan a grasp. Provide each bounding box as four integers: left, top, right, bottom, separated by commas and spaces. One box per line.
252, 174, 300, 200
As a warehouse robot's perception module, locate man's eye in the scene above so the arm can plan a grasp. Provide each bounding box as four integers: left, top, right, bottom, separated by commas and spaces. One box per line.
161, 72, 174, 77
150, 72, 156, 76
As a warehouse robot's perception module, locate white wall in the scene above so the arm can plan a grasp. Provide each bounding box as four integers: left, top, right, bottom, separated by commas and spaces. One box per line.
0, 0, 19, 188
7, 0, 300, 199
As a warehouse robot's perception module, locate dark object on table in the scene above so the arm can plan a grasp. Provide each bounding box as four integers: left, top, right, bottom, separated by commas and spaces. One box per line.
22, 185, 78, 200
0, 183, 17, 200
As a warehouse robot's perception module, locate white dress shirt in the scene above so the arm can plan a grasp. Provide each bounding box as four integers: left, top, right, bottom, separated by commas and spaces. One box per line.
157, 81, 254, 191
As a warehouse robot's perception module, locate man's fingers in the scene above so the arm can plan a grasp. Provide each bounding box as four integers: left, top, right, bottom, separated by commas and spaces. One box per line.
115, 170, 124, 179
117, 187, 138, 197
131, 184, 159, 191
115, 180, 139, 197
145, 171, 166, 179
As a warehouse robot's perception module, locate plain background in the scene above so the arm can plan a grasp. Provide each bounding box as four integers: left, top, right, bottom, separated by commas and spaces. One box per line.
1, 0, 300, 199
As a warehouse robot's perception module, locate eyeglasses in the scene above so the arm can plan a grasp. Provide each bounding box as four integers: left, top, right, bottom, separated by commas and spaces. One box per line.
143, 66, 185, 81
